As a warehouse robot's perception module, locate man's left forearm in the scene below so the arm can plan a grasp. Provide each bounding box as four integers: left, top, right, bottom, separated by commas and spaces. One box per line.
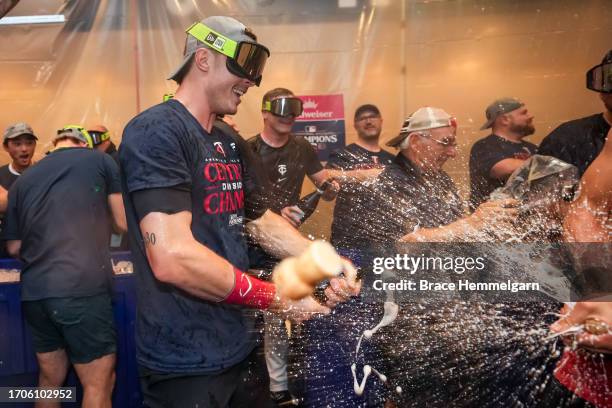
246, 209, 311, 259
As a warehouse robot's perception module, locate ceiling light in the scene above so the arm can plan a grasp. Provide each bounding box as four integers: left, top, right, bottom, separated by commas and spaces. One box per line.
0, 14, 65, 25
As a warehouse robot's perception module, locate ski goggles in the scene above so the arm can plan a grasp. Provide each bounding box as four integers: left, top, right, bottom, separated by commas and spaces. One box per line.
262, 97, 303, 118
186, 22, 270, 86
586, 61, 612, 93
56, 125, 93, 148
88, 129, 110, 146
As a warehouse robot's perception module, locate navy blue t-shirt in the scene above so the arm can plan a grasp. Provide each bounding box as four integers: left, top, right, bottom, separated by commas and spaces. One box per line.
3, 147, 120, 301
538, 113, 610, 176
469, 134, 537, 211
326, 143, 394, 249
120, 99, 257, 374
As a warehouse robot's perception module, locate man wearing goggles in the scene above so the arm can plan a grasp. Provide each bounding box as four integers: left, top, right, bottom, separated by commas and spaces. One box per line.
88, 125, 119, 164
248, 88, 340, 405
545, 52, 612, 408
120, 16, 358, 407
249, 88, 339, 228
168, 19, 269, 86
539, 49, 612, 175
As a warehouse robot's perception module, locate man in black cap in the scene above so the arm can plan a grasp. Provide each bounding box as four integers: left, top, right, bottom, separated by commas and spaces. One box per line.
539, 49, 612, 175
469, 97, 537, 211
119, 16, 358, 407
3, 125, 126, 407
325, 104, 394, 250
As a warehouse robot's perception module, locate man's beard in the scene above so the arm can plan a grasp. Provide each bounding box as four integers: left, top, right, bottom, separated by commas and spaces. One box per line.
359, 129, 381, 141
509, 122, 535, 137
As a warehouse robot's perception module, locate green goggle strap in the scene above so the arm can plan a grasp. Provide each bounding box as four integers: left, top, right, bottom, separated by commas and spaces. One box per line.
186, 22, 238, 60
60, 125, 93, 148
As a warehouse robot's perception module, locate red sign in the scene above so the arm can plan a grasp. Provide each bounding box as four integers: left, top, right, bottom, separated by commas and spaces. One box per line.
296, 94, 344, 121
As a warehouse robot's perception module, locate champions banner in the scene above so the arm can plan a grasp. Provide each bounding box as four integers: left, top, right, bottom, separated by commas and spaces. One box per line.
292, 94, 346, 161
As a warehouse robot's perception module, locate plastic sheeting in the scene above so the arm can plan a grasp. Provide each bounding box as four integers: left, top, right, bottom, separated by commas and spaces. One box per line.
0, 0, 611, 236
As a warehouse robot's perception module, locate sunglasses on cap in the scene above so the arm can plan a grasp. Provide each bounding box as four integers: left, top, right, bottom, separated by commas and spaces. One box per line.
186, 22, 270, 86
262, 97, 303, 118
586, 62, 612, 93
56, 125, 94, 148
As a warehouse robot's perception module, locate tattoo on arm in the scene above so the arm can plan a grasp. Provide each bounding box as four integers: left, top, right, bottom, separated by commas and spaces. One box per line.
143, 232, 156, 246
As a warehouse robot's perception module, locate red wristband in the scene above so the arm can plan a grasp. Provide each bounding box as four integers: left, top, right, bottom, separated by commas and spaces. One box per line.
223, 267, 276, 309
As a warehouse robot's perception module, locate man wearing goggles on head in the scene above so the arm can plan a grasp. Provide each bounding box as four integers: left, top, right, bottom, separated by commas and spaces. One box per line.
88, 125, 119, 165
247, 88, 341, 406
543, 119, 612, 408
248, 88, 339, 228
539, 49, 612, 175
119, 16, 359, 407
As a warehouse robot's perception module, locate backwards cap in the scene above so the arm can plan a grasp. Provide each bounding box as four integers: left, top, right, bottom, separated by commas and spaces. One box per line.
168, 16, 258, 82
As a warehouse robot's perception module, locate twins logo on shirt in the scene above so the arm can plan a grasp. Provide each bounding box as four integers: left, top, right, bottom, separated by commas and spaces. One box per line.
513, 147, 532, 161
278, 164, 287, 176
213, 142, 226, 157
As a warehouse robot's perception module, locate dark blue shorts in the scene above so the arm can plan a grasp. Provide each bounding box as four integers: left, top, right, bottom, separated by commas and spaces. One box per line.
22, 293, 116, 364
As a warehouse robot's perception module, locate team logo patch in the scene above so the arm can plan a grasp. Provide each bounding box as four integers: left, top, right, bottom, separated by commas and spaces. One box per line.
514, 148, 532, 161
278, 164, 287, 175
214, 141, 226, 157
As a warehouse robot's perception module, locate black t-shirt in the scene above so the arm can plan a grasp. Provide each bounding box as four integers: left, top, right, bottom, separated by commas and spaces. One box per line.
120, 99, 262, 374
0, 164, 21, 255
247, 134, 323, 212
2, 147, 120, 301
538, 113, 610, 176
0, 164, 19, 190
469, 134, 537, 210
352, 153, 465, 245
214, 120, 271, 221
325, 143, 394, 248
104, 142, 120, 166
